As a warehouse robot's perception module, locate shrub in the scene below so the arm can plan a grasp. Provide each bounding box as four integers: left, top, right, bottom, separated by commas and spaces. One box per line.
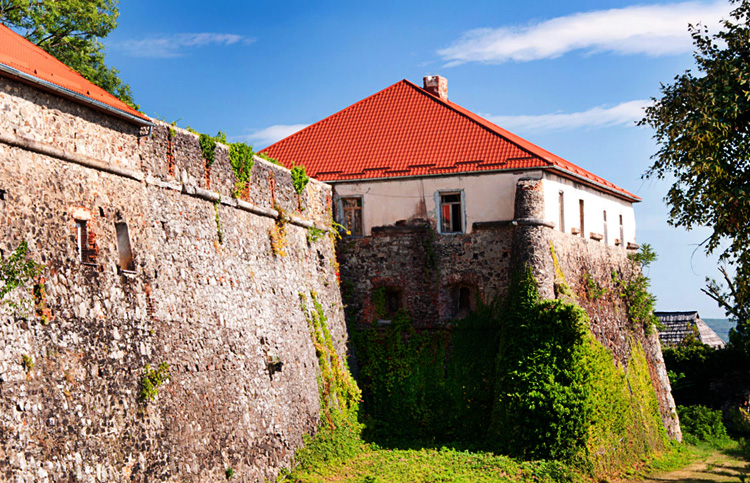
291, 164, 310, 195
139, 362, 171, 402
677, 405, 729, 445
229, 142, 254, 198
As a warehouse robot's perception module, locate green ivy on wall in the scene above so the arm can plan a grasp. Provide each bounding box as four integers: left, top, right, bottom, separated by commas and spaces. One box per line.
228, 142, 254, 198
352, 266, 667, 476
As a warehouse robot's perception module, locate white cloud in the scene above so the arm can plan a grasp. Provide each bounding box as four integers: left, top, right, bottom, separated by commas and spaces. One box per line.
245, 124, 308, 148
439, 1, 730, 65
112, 33, 254, 58
483, 100, 651, 132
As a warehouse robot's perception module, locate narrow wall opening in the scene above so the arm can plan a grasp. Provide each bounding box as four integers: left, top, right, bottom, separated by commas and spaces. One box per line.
558, 191, 565, 232
115, 222, 136, 273
578, 199, 585, 238
76, 219, 97, 265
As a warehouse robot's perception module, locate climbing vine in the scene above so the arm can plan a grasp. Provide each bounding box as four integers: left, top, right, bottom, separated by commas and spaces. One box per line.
229, 142, 254, 198
269, 203, 288, 257
199, 133, 218, 167
1, 241, 43, 314
213, 201, 224, 245
257, 152, 282, 166
139, 362, 171, 402
490, 267, 666, 474
611, 244, 660, 334
291, 164, 310, 195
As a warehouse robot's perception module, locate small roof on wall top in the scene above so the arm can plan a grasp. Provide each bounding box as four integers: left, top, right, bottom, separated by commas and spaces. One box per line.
261, 78, 640, 203
655, 311, 726, 349
0, 24, 151, 126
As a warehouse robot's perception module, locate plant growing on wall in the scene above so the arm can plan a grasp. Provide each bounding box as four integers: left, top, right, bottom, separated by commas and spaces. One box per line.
291, 164, 310, 195
214, 201, 224, 245
269, 204, 288, 257
1, 241, 43, 313
229, 142, 255, 198
257, 152, 282, 166
199, 133, 217, 167
612, 244, 659, 334
490, 267, 666, 473
139, 362, 171, 402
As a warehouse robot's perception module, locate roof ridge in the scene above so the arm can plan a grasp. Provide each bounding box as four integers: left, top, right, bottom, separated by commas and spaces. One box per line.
400, 79, 544, 163
398, 79, 639, 200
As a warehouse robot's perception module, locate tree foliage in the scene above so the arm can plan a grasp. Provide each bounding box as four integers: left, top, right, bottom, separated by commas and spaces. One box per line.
639, 0, 750, 344
0, 0, 137, 109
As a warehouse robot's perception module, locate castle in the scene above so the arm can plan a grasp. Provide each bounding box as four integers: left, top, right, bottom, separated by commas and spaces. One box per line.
0, 24, 679, 482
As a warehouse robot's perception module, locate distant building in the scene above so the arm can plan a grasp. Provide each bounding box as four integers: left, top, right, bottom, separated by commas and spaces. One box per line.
655, 311, 726, 349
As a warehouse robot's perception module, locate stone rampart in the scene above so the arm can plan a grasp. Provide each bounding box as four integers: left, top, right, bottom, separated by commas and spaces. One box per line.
0, 76, 343, 482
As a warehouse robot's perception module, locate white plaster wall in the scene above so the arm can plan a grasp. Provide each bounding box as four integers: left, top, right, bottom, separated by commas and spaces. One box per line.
331, 170, 637, 244
332, 171, 531, 235
541, 174, 637, 247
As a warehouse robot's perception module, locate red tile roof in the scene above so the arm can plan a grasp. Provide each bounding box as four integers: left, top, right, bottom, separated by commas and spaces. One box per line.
262, 79, 639, 202
0, 24, 150, 125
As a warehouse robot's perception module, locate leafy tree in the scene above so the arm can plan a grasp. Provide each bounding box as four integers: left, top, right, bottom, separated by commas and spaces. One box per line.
0, 0, 137, 109
639, 0, 750, 347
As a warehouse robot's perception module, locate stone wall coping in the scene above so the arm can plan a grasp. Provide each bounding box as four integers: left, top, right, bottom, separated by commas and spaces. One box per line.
473, 218, 556, 230
371, 224, 430, 235
0, 129, 144, 182
1, 128, 329, 231
512, 218, 556, 228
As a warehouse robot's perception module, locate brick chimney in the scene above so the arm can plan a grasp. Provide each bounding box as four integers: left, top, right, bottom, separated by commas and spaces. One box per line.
423, 75, 448, 101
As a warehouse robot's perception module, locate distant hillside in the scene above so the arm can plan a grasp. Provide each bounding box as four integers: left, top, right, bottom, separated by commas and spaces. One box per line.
703, 318, 732, 343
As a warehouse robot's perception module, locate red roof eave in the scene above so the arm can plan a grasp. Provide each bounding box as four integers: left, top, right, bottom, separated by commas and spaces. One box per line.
0, 24, 151, 126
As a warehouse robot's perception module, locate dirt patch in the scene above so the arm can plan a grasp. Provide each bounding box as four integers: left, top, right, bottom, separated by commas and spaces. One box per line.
636, 450, 749, 483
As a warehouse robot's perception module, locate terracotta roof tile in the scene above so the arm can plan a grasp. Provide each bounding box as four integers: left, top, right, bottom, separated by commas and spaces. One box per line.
0, 24, 149, 124
262, 79, 639, 201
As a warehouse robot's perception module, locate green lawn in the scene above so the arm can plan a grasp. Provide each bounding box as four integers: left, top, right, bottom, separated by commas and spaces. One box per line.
279, 440, 750, 483
281, 444, 578, 483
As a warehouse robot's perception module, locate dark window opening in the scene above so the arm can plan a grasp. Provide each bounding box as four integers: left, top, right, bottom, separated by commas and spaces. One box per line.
450, 284, 476, 319
619, 214, 625, 249
341, 197, 363, 236
385, 289, 401, 316
375, 287, 403, 322
578, 199, 585, 238
440, 192, 463, 233
115, 222, 136, 273
76, 219, 97, 264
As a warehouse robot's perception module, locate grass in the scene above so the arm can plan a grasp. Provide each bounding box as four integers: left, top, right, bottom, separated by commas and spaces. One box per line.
280, 437, 750, 483
282, 444, 580, 483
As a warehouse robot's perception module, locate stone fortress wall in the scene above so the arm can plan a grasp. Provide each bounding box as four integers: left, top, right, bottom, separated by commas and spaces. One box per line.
0, 76, 345, 482
340, 177, 681, 440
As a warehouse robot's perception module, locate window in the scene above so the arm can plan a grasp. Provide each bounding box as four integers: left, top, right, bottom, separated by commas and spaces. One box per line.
558, 191, 565, 232
385, 288, 402, 316
619, 214, 625, 249
76, 219, 97, 264
115, 222, 136, 273
375, 286, 403, 323
340, 197, 363, 236
450, 284, 475, 319
603, 210, 608, 245
578, 199, 585, 238
440, 192, 463, 233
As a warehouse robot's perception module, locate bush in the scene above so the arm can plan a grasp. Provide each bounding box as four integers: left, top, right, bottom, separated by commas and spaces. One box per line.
677, 405, 729, 445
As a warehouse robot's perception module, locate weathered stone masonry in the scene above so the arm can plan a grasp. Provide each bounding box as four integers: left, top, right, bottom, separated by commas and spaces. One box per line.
340, 176, 681, 440
0, 76, 345, 482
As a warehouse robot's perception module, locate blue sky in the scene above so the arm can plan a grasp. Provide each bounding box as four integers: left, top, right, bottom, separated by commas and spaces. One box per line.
104, 0, 736, 317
